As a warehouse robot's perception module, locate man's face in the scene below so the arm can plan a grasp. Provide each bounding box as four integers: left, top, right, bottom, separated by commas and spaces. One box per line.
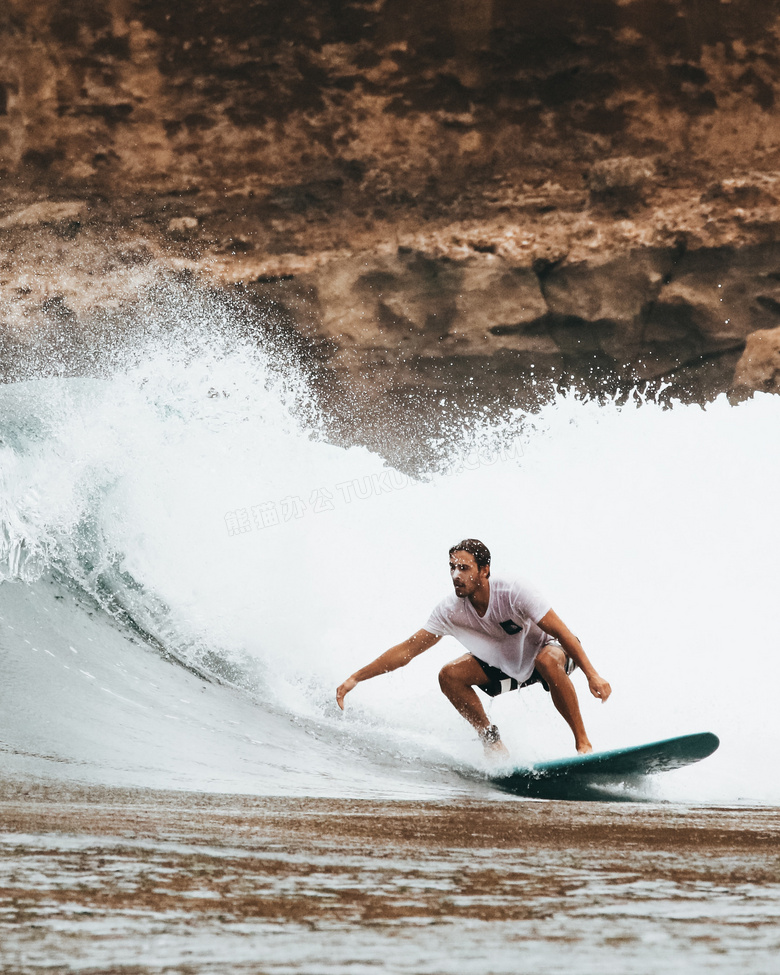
449, 550, 488, 598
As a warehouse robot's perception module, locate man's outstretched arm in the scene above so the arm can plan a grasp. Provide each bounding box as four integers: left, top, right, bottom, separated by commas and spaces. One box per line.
336, 629, 442, 710
537, 609, 612, 702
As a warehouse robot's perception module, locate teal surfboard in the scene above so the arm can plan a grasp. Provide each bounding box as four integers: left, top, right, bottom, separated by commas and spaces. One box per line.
492, 732, 720, 800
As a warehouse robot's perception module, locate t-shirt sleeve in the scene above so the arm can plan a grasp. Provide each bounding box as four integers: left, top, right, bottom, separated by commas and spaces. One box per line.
424, 599, 451, 636
509, 579, 552, 624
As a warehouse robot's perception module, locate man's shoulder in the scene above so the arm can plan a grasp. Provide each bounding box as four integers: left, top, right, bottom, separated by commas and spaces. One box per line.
427, 591, 469, 625
431, 591, 461, 614
492, 576, 536, 595
424, 591, 466, 635
492, 575, 549, 610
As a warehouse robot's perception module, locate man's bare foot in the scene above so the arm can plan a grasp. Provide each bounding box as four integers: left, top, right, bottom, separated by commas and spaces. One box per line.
479, 724, 511, 762
484, 738, 511, 762
576, 740, 593, 755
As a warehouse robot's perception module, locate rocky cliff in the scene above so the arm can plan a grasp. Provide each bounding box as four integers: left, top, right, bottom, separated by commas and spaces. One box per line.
2, 0, 780, 443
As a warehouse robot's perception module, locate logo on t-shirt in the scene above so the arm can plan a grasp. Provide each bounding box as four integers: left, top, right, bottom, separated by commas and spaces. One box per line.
499, 619, 522, 635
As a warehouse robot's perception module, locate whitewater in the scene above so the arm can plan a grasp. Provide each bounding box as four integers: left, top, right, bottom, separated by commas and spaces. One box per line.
1, 291, 778, 805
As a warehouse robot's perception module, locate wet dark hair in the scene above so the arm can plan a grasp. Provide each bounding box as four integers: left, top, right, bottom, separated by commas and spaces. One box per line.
449, 539, 491, 572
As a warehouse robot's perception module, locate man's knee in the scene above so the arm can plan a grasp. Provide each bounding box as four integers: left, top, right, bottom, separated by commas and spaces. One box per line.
439, 657, 481, 694
438, 662, 457, 692
535, 645, 567, 678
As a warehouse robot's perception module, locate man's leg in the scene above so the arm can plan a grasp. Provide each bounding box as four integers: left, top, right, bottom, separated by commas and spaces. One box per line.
438, 654, 509, 757
533, 644, 592, 754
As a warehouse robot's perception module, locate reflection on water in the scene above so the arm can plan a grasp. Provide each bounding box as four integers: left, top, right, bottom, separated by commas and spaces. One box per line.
1, 792, 778, 974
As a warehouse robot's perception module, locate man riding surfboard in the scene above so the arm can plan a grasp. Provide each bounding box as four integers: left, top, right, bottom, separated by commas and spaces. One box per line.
336, 539, 611, 757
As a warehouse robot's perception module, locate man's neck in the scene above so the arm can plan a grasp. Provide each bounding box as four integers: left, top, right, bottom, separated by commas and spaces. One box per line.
469, 579, 490, 618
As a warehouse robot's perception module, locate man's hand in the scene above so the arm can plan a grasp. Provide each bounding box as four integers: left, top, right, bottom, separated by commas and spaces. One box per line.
336, 676, 358, 710
588, 674, 612, 702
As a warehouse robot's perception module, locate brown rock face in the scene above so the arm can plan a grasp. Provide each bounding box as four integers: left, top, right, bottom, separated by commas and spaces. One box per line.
2, 0, 780, 429
732, 324, 780, 395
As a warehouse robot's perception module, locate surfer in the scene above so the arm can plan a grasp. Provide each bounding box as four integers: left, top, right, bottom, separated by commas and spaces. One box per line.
336, 539, 611, 758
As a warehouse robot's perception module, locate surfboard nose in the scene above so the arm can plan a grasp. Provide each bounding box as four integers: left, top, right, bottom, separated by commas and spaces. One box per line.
692, 731, 720, 758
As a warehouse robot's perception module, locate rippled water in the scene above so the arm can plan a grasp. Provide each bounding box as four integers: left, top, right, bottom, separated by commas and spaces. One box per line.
1, 793, 778, 975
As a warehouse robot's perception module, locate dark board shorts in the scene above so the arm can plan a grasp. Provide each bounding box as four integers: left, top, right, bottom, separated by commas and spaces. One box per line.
473, 644, 576, 698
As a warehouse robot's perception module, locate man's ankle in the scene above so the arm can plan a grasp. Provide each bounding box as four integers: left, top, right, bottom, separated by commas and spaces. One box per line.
478, 723, 501, 746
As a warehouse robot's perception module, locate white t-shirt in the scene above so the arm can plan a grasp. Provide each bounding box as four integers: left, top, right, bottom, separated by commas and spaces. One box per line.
424, 576, 553, 683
